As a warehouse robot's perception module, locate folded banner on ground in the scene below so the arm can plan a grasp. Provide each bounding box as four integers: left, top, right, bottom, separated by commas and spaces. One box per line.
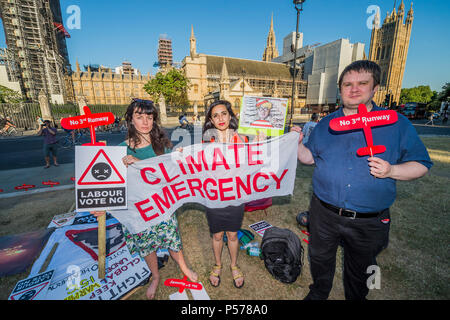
26, 212, 156, 300
110, 132, 299, 234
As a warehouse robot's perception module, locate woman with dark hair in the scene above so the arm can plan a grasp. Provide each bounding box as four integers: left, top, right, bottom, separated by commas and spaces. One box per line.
202, 99, 263, 289
93, 98, 197, 299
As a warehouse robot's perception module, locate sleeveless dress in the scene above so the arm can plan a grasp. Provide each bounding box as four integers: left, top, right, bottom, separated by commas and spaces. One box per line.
118, 142, 182, 258
203, 130, 247, 234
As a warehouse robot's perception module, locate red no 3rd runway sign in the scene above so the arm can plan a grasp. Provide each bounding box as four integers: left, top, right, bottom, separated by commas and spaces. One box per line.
329, 104, 398, 156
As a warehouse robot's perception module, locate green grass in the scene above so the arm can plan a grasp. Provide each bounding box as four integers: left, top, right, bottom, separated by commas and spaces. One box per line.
0, 137, 449, 300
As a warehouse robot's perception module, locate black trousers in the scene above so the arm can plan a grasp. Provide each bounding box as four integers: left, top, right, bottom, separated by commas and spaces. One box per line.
307, 194, 390, 300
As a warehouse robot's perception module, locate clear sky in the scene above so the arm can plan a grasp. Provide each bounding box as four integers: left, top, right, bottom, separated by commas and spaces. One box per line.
1, 0, 448, 92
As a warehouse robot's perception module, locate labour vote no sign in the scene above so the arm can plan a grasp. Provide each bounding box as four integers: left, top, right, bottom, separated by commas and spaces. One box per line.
75, 146, 127, 211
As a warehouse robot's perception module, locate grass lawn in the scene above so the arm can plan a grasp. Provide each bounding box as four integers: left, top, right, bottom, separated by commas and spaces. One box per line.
0, 136, 449, 300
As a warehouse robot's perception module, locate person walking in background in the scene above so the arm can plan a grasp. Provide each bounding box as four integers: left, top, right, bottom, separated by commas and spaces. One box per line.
37, 120, 59, 168
302, 113, 319, 145
442, 104, 448, 125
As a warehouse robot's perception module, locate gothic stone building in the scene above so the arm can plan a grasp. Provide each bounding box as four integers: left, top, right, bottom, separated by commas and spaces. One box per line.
369, 1, 414, 106
182, 22, 306, 115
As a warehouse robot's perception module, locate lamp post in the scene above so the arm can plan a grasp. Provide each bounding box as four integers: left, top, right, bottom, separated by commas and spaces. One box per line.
289, 0, 306, 130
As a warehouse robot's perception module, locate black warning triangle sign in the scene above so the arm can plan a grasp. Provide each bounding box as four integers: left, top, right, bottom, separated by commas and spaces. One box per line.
78, 149, 125, 185
10, 282, 50, 300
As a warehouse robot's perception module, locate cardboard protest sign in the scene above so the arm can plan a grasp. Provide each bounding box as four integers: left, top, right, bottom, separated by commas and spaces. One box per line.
48, 211, 77, 228
30, 216, 126, 277
249, 220, 273, 237
8, 270, 54, 300
44, 246, 150, 300
75, 146, 127, 211
329, 104, 398, 156
238, 96, 289, 136
109, 132, 299, 234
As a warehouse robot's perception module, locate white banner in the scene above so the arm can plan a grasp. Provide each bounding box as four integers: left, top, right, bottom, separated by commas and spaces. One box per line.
110, 132, 299, 234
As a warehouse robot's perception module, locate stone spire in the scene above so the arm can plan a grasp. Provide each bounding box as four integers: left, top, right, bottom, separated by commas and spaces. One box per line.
262, 13, 279, 62
190, 25, 198, 58
406, 2, 414, 24
219, 58, 230, 100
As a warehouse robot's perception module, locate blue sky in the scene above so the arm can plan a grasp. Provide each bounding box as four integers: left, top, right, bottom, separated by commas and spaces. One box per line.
1, 0, 449, 92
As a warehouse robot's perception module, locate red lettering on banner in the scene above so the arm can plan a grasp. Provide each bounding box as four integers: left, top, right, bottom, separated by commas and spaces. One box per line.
135, 199, 159, 221
140, 167, 161, 185
159, 163, 179, 183
253, 172, 269, 192
211, 147, 230, 171
236, 175, 252, 198
151, 186, 175, 214
270, 169, 288, 189
170, 181, 190, 201
218, 178, 235, 201
248, 144, 263, 165
203, 178, 218, 200
227, 144, 245, 168
177, 160, 187, 175
187, 179, 205, 198
186, 150, 209, 174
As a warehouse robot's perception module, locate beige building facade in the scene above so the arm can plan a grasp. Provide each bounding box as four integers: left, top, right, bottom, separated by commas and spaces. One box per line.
70, 60, 152, 105
182, 26, 306, 115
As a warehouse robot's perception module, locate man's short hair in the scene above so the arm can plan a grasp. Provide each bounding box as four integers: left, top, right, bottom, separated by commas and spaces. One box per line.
338, 60, 381, 90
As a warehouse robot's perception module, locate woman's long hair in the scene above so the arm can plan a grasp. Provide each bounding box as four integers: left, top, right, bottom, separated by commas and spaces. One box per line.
124, 99, 172, 155
202, 100, 239, 141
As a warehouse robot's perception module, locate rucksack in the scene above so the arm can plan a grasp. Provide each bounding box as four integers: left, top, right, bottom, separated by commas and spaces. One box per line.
260, 226, 304, 283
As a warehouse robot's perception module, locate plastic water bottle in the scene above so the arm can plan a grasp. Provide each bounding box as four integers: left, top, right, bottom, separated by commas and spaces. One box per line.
240, 241, 259, 250
247, 247, 261, 257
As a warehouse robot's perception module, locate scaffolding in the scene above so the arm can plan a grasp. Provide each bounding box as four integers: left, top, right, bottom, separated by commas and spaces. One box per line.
0, 0, 71, 103
158, 34, 173, 67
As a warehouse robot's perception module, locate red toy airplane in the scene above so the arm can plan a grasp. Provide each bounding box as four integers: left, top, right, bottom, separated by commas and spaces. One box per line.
164, 276, 203, 293
329, 104, 398, 156
42, 180, 60, 187
60, 106, 115, 146
14, 184, 36, 191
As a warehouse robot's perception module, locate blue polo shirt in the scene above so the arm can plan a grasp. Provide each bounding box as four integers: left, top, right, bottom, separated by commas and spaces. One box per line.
305, 103, 433, 213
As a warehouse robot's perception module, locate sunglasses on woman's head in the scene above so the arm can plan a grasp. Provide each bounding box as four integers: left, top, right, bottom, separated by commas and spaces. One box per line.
132, 98, 153, 105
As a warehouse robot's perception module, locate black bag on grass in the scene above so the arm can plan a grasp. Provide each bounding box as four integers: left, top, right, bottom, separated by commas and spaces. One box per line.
260, 227, 304, 283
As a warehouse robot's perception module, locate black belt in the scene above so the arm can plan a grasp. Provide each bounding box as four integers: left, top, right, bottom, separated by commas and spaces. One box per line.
316, 196, 386, 219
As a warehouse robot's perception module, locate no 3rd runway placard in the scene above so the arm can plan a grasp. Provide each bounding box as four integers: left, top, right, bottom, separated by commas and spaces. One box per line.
75, 146, 127, 211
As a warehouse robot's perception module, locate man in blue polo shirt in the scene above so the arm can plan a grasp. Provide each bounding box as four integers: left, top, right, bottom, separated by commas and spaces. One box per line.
292, 60, 432, 300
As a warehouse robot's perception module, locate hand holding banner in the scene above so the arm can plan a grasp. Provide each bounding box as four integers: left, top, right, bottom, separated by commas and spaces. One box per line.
109, 132, 299, 234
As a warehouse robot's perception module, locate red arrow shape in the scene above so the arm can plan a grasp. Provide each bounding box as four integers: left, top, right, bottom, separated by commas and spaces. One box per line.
164, 276, 203, 293
329, 104, 398, 156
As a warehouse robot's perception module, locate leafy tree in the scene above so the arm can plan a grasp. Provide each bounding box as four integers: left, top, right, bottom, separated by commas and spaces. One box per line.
143, 68, 190, 109
399, 85, 434, 104
424, 83, 449, 112
0, 85, 22, 103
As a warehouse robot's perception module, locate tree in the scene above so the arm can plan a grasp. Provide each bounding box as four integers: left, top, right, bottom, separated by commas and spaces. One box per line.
143, 68, 190, 110
0, 85, 23, 103
427, 82, 450, 112
399, 85, 434, 104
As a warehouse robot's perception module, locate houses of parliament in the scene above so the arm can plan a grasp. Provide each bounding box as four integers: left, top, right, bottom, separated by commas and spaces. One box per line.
0, 1, 413, 112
